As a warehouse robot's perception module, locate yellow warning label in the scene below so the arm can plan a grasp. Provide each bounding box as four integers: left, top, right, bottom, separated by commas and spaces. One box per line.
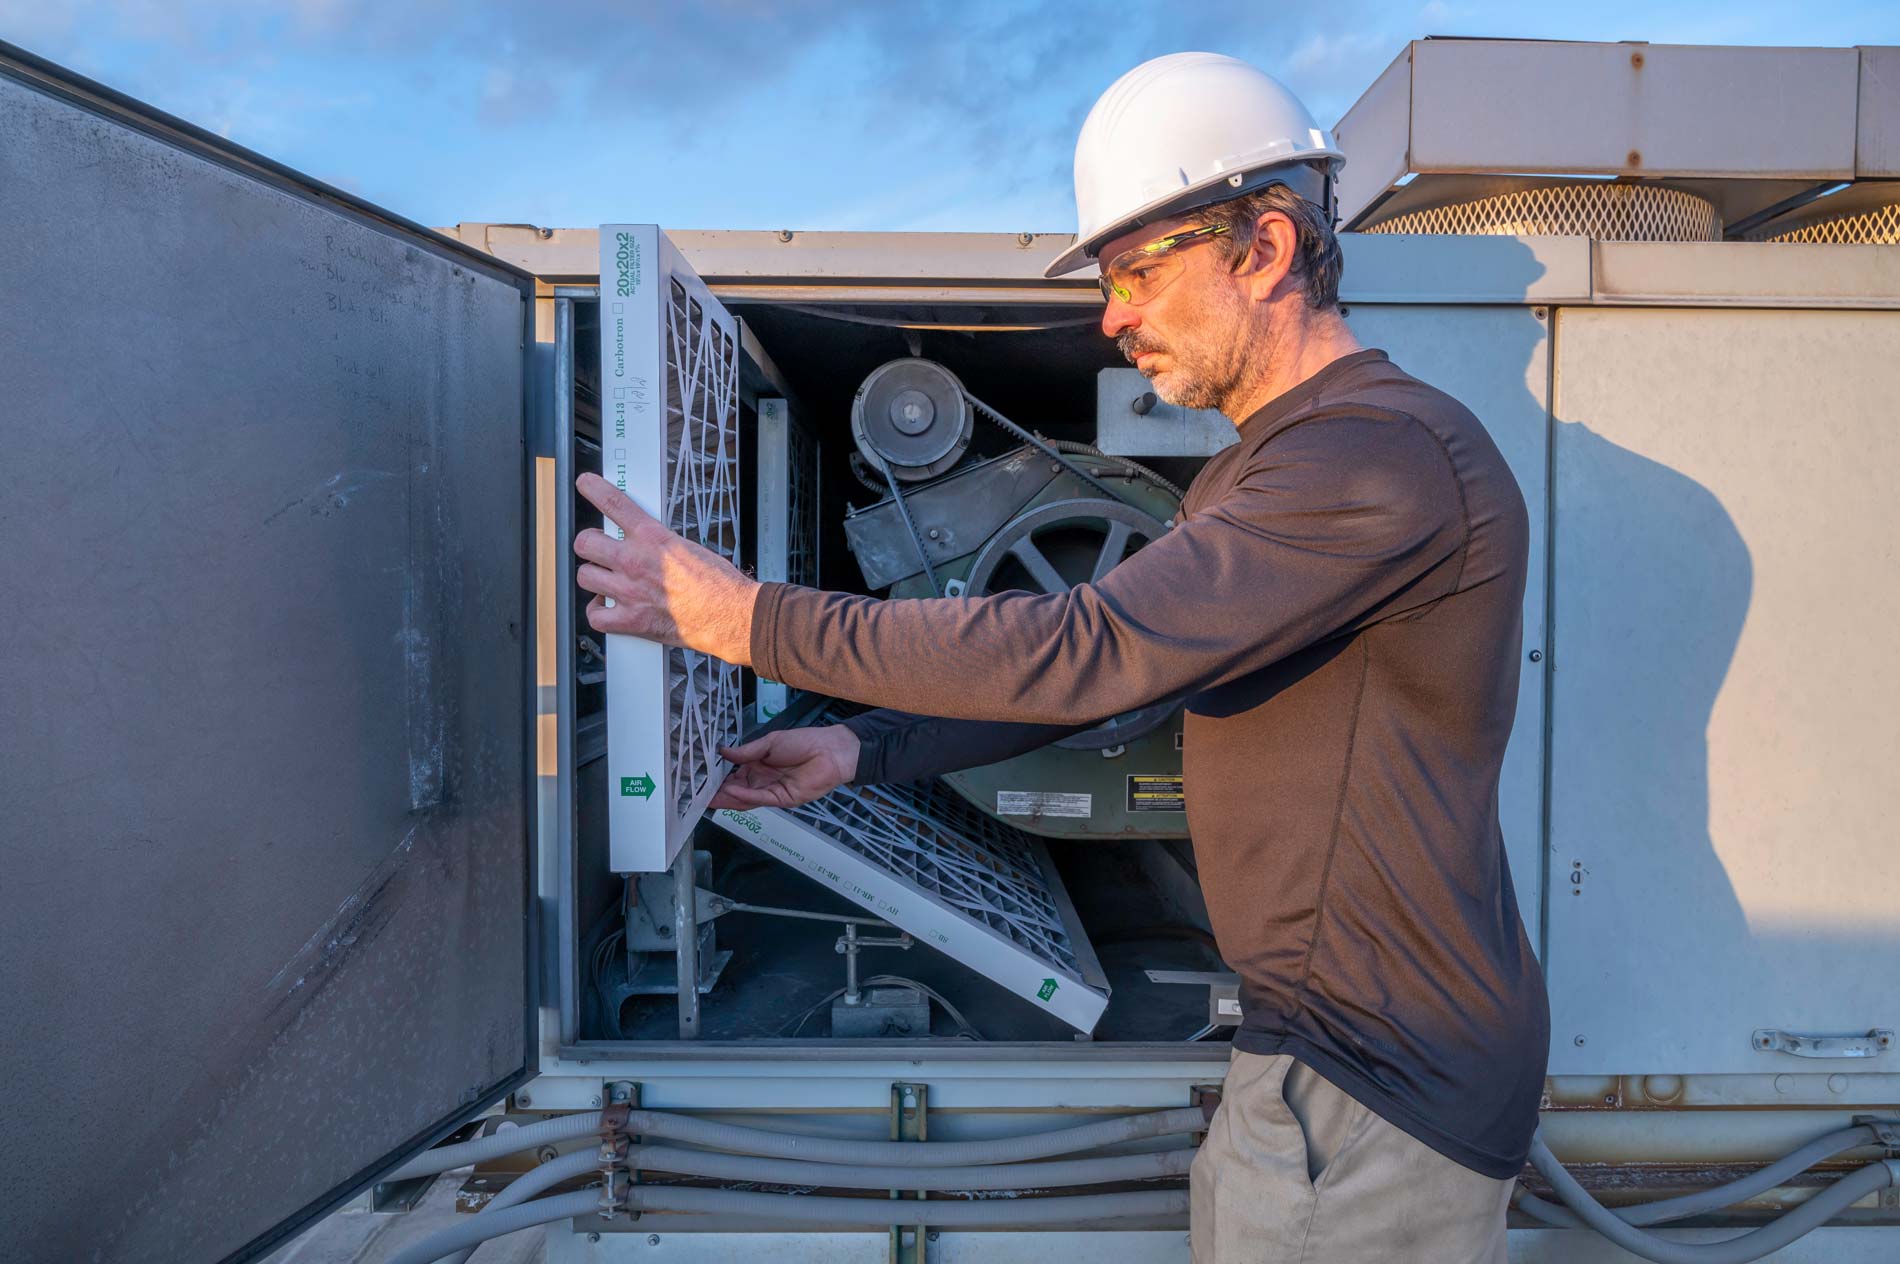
1125, 774, 1185, 813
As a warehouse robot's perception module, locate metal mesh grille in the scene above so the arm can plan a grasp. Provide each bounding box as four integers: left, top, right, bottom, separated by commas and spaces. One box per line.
662, 277, 743, 819
1755, 202, 1900, 245
1364, 183, 1720, 241
785, 780, 1084, 979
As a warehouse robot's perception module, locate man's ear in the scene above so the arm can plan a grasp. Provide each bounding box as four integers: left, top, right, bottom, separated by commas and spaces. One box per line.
1238, 210, 1299, 302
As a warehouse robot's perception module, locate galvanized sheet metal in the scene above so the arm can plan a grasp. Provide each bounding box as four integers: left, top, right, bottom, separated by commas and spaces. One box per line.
0, 46, 534, 1263
1546, 307, 1900, 1075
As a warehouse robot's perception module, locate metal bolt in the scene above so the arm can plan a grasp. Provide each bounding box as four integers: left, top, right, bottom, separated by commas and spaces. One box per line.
928, 1229, 941, 1242
1533, 307, 1548, 320
1626, 149, 1643, 169
1338, 304, 1351, 317
648, 1233, 662, 1246
1603, 1094, 1617, 1106
1574, 1035, 1587, 1047
1017, 232, 1035, 247
536, 1145, 559, 1163
591, 1095, 602, 1107
538, 226, 554, 239
926, 527, 940, 539
1630, 50, 1645, 69
777, 230, 794, 243
658, 924, 672, 937
1529, 649, 1543, 662
588, 1231, 601, 1243
517, 1093, 532, 1107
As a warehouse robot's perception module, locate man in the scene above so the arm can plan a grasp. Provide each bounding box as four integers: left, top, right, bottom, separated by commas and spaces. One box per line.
573, 51, 1548, 1263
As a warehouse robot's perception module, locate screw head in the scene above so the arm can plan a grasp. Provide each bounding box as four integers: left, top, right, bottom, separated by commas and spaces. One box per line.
1573, 1035, 1587, 1047
1529, 649, 1543, 663
588, 1231, 601, 1243
777, 230, 794, 243
516, 1093, 532, 1107
648, 1233, 662, 1245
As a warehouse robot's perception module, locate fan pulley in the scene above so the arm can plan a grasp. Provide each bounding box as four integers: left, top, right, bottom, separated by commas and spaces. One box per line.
851, 358, 974, 482
962, 498, 1177, 751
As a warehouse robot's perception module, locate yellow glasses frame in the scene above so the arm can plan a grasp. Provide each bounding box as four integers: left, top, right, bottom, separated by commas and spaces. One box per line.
1096, 223, 1232, 305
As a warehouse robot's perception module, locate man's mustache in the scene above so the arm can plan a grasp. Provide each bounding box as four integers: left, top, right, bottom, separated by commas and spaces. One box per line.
1117, 332, 1167, 363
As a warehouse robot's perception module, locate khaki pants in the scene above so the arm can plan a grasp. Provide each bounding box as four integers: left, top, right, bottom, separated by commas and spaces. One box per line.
1190, 1050, 1513, 1263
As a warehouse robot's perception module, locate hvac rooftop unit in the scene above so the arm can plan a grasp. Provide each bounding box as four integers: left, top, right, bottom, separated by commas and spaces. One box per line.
599, 224, 744, 872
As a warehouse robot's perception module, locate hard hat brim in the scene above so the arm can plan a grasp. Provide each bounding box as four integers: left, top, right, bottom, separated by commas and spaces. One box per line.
1043, 155, 1340, 280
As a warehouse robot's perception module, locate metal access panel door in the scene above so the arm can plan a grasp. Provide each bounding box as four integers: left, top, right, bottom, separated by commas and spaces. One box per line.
1341, 305, 1552, 931
0, 47, 534, 1262
1546, 307, 1900, 1074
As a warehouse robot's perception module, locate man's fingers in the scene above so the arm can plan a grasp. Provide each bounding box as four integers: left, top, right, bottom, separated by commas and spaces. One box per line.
719, 735, 778, 765
575, 473, 655, 535
575, 562, 626, 599
572, 527, 626, 565
710, 780, 786, 810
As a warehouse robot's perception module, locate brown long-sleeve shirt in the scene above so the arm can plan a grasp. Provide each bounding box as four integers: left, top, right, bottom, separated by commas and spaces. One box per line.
750, 348, 1550, 1178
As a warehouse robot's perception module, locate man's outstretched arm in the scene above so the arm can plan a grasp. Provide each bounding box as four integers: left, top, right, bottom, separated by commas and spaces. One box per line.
573, 413, 1463, 732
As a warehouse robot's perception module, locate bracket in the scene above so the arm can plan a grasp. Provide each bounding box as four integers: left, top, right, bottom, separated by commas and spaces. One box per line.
890, 1082, 929, 1264
1753, 1028, 1894, 1059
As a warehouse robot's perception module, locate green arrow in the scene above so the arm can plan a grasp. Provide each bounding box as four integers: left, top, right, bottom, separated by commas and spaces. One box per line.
620, 773, 656, 799
1037, 977, 1059, 1002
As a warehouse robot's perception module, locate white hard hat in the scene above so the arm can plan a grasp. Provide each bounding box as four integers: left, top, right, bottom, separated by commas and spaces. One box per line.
1045, 52, 1345, 279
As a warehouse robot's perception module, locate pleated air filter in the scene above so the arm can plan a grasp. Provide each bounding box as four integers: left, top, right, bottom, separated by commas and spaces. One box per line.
711, 778, 1110, 1033
600, 225, 743, 872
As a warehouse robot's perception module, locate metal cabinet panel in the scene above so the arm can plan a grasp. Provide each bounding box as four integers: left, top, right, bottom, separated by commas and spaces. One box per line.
1547, 308, 1900, 1073
1342, 304, 1552, 934
0, 46, 534, 1262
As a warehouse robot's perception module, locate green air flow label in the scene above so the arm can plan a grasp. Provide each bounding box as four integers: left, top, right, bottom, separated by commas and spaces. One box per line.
1126, 774, 1185, 813
620, 774, 656, 799
1038, 978, 1059, 1001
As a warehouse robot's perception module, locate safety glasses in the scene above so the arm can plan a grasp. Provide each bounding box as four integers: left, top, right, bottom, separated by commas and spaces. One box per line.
1096, 222, 1232, 305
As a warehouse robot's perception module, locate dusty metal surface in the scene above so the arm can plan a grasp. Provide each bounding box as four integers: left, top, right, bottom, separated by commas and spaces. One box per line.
0, 46, 534, 1264
1545, 307, 1900, 1076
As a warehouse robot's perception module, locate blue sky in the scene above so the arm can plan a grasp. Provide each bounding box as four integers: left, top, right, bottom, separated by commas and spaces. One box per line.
5, 2, 1897, 234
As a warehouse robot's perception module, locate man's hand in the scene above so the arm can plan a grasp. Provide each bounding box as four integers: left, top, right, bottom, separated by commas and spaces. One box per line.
573, 472, 759, 666
708, 725, 861, 811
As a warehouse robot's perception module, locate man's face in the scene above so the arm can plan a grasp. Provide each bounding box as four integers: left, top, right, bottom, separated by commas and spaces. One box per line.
1097, 215, 1254, 413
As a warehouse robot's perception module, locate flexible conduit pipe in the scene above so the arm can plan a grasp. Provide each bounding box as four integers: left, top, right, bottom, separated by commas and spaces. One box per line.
387, 1113, 604, 1180
624, 1105, 1209, 1166
1519, 1124, 1879, 1229
382, 1190, 600, 1264
626, 1184, 1189, 1227
390, 1106, 1206, 1181
626, 1143, 1194, 1190
442, 1150, 603, 1264
1528, 1133, 1899, 1264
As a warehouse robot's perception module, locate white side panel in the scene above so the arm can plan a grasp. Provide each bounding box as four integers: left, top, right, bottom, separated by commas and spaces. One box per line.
1547, 308, 1900, 1073
1857, 45, 1900, 178
1410, 41, 1859, 179
1341, 306, 1552, 939
600, 224, 744, 872
1332, 44, 1416, 229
